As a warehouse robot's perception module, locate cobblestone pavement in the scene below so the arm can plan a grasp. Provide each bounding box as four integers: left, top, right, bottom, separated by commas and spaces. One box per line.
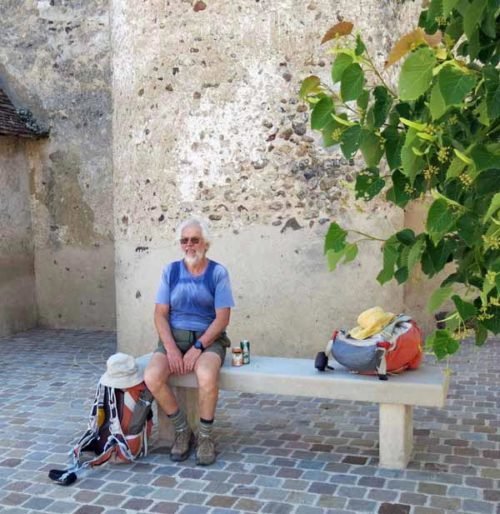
0, 329, 498, 514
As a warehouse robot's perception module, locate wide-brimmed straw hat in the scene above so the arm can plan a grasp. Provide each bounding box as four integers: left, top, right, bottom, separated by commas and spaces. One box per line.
100, 353, 144, 389
349, 306, 396, 340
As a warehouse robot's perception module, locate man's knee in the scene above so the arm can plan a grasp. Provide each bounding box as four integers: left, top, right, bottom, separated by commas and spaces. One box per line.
144, 360, 168, 393
195, 365, 219, 391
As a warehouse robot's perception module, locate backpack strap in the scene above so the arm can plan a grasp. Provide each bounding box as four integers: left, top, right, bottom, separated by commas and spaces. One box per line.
169, 259, 218, 295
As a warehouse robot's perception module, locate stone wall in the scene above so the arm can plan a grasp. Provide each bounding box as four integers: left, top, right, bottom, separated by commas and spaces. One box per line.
0, 0, 115, 330
111, 0, 422, 357
0, 137, 37, 336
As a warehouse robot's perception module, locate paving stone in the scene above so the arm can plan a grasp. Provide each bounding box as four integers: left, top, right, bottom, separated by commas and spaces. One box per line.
74, 506, 105, 514
316, 494, 347, 509
148, 502, 182, 514
178, 506, 210, 514
206, 495, 238, 508
417, 482, 447, 495
202, 481, 233, 494
258, 487, 289, 501
399, 493, 427, 505
120, 498, 154, 510
233, 498, 265, 512
462, 499, 496, 514
284, 491, 317, 506
49, 500, 80, 513
345, 498, 377, 512
308, 482, 337, 495
368, 489, 399, 502
429, 495, 461, 509
294, 506, 324, 514
261, 501, 294, 514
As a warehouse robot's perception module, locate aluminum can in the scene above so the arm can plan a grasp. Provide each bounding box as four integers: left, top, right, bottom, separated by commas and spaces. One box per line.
240, 340, 250, 365
232, 347, 243, 367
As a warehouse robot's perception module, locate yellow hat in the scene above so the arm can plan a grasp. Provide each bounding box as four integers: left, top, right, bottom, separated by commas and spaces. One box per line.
349, 307, 396, 340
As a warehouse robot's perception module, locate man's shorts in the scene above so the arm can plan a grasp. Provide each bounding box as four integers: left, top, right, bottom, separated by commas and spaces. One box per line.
155, 328, 231, 365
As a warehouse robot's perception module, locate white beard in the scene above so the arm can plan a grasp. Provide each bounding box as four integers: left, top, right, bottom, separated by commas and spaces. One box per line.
184, 250, 204, 266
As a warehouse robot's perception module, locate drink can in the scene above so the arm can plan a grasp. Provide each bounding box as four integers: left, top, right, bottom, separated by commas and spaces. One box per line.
232, 347, 243, 367
240, 340, 250, 364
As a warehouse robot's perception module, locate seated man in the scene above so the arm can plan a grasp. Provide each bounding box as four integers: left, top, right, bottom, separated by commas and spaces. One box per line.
144, 217, 234, 466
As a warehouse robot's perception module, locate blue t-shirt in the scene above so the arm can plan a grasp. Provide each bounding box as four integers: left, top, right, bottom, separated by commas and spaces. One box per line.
155, 259, 235, 332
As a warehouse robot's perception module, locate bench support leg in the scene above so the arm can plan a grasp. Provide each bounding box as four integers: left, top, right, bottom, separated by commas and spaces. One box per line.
379, 404, 413, 469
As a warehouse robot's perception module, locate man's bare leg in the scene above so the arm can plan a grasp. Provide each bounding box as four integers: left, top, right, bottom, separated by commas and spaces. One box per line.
194, 352, 221, 465
144, 352, 193, 461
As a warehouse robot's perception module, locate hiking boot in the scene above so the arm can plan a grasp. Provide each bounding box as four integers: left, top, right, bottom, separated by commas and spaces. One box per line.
170, 427, 193, 462
195, 435, 216, 466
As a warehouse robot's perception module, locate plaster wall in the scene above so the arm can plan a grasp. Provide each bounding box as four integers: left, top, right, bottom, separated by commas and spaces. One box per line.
0, 0, 115, 330
0, 138, 37, 336
112, 0, 421, 357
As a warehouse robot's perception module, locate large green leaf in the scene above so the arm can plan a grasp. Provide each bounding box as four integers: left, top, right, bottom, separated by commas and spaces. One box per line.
426, 329, 460, 359
426, 199, 459, 243
401, 128, 425, 182
463, 0, 487, 40
324, 222, 347, 254
321, 119, 340, 147
311, 97, 334, 130
331, 53, 353, 83
470, 145, 500, 173
446, 156, 466, 179
326, 243, 359, 271
343, 243, 359, 263
340, 124, 362, 159
457, 212, 481, 246
452, 294, 477, 321
355, 167, 385, 200
372, 86, 393, 128
326, 249, 346, 271
340, 63, 365, 101
426, 237, 457, 273
377, 236, 399, 284
475, 323, 488, 346
427, 285, 454, 312
438, 66, 476, 106
386, 170, 412, 208
484, 66, 500, 120
396, 229, 416, 246
299, 75, 321, 99
395, 266, 409, 284
429, 83, 447, 120
442, 0, 460, 16
481, 305, 500, 333
383, 126, 404, 170
399, 47, 437, 101
408, 237, 425, 271
476, 169, 500, 196
360, 130, 384, 167
483, 193, 500, 222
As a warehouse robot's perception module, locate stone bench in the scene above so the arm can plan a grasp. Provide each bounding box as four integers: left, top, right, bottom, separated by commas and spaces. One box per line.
137, 353, 450, 469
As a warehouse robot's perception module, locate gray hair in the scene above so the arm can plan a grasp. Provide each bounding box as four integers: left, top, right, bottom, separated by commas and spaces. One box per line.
176, 217, 211, 245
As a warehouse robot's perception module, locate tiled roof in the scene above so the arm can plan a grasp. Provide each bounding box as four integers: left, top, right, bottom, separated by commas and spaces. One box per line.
0, 87, 48, 138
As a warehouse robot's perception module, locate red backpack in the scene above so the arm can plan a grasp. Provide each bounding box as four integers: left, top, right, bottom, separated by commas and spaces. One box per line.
316, 315, 423, 379
49, 382, 153, 485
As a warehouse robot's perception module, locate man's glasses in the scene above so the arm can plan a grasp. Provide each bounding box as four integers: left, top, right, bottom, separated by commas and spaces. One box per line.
180, 237, 201, 245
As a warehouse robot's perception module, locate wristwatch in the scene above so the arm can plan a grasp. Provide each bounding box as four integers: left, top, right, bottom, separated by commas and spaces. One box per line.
194, 340, 205, 351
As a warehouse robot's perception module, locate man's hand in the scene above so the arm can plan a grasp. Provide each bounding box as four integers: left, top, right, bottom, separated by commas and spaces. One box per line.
166, 346, 184, 375
183, 346, 202, 373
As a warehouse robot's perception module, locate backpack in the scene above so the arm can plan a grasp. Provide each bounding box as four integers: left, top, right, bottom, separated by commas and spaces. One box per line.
48, 381, 153, 486
315, 315, 423, 380
169, 259, 218, 294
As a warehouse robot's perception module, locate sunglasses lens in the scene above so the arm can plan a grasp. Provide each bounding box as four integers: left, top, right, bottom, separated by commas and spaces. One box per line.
180, 237, 200, 244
